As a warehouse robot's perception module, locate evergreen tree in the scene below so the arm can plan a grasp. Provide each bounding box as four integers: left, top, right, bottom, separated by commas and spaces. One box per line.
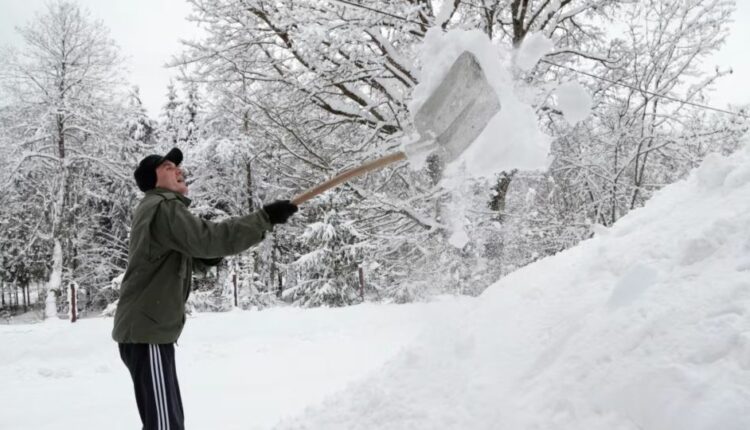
162, 81, 183, 147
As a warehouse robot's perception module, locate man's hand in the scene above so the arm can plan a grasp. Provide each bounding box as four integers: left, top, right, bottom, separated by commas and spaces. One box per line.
263, 200, 298, 225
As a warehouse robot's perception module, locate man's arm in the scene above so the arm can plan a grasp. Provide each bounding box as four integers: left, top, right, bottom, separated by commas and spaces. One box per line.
153, 200, 272, 259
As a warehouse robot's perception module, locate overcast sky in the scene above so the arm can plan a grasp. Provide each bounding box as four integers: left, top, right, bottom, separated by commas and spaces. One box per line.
0, 0, 200, 116
1, 0, 748, 117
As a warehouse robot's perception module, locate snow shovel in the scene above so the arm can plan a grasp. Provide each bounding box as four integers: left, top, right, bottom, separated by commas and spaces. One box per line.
291, 51, 501, 206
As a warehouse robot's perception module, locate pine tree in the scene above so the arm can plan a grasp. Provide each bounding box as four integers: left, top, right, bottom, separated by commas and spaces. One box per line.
125, 86, 157, 146
162, 81, 183, 147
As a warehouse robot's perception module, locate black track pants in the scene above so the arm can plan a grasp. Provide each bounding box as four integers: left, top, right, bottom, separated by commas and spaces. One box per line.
119, 343, 185, 430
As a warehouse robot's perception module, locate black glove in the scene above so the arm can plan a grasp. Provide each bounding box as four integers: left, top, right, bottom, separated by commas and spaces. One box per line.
263, 200, 298, 225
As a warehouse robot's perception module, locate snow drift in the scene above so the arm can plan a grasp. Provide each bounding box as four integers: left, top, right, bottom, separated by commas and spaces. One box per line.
279, 140, 750, 429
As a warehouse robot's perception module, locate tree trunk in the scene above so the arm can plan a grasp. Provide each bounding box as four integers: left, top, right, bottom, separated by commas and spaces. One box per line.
46, 240, 64, 316
489, 170, 517, 221
245, 160, 254, 211
49, 53, 69, 311
1, 278, 5, 308
358, 266, 365, 301
270, 236, 277, 296
510, 0, 530, 47
69, 284, 77, 323
9, 280, 15, 310
233, 271, 238, 308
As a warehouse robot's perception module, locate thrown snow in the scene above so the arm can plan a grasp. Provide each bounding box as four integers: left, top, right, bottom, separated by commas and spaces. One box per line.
408, 29, 552, 248
515, 32, 555, 71
448, 228, 469, 248
555, 81, 593, 125
435, 1, 454, 27
409, 28, 551, 177
279, 140, 750, 429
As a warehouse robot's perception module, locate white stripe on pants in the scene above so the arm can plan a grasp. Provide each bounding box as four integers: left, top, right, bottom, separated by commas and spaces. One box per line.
150, 345, 170, 430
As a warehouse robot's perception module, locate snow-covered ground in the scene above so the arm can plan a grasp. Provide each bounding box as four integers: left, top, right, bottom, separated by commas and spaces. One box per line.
4, 144, 750, 429
0, 300, 468, 429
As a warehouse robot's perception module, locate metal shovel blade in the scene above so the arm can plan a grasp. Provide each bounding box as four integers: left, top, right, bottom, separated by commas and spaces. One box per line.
413, 51, 501, 162
291, 52, 501, 205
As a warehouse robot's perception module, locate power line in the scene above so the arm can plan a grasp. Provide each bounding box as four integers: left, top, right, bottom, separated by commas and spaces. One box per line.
541, 59, 748, 119
329, 0, 426, 26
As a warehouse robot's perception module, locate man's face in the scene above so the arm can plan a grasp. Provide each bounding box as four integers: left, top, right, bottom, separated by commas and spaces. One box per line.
155, 161, 188, 196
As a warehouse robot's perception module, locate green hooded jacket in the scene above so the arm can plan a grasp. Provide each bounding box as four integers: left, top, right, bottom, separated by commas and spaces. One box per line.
112, 188, 272, 344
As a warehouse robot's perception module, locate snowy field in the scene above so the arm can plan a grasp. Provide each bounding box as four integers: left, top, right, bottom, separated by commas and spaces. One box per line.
4, 143, 750, 429
0, 300, 468, 429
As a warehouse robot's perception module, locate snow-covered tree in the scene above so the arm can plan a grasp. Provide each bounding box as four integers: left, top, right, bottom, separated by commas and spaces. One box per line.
159, 80, 201, 148
0, 1, 134, 315
125, 86, 157, 146
167, 0, 741, 305
284, 195, 370, 306
161, 81, 182, 147
495, 0, 741, 274
182, 81, 201, 147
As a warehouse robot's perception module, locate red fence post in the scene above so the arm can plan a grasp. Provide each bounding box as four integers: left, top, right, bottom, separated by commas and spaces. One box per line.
70, 284, 77, 323
233, 272, 238, 308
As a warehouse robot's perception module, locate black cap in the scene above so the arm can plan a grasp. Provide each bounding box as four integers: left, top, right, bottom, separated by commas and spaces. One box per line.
133, 147, 183, 192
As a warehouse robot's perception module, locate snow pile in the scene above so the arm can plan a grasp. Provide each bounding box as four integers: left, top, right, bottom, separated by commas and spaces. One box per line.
410, 28, 551, 177
279, 140, 750, 429
555, 81, 593, 125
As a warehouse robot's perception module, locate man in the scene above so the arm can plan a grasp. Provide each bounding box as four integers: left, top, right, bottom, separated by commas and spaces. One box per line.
112, 148, 297, 429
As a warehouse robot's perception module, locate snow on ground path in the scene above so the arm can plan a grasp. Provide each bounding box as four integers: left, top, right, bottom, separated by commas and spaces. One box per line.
0, 300, 469, 430
280, 143, 750, 430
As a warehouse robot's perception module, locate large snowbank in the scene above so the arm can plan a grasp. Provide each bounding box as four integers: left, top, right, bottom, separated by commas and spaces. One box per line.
280, 140, 750, 429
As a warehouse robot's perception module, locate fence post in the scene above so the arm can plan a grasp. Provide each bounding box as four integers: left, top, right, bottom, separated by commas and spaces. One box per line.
233, 272, 238, 308
69, 284, 77, 323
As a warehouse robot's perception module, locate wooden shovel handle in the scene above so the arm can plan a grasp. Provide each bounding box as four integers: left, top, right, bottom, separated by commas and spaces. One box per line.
291, 151, 407, 206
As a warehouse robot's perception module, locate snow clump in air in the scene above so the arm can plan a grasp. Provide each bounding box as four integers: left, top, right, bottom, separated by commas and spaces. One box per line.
555, 81, 593, 125
515, 32, 555, 71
